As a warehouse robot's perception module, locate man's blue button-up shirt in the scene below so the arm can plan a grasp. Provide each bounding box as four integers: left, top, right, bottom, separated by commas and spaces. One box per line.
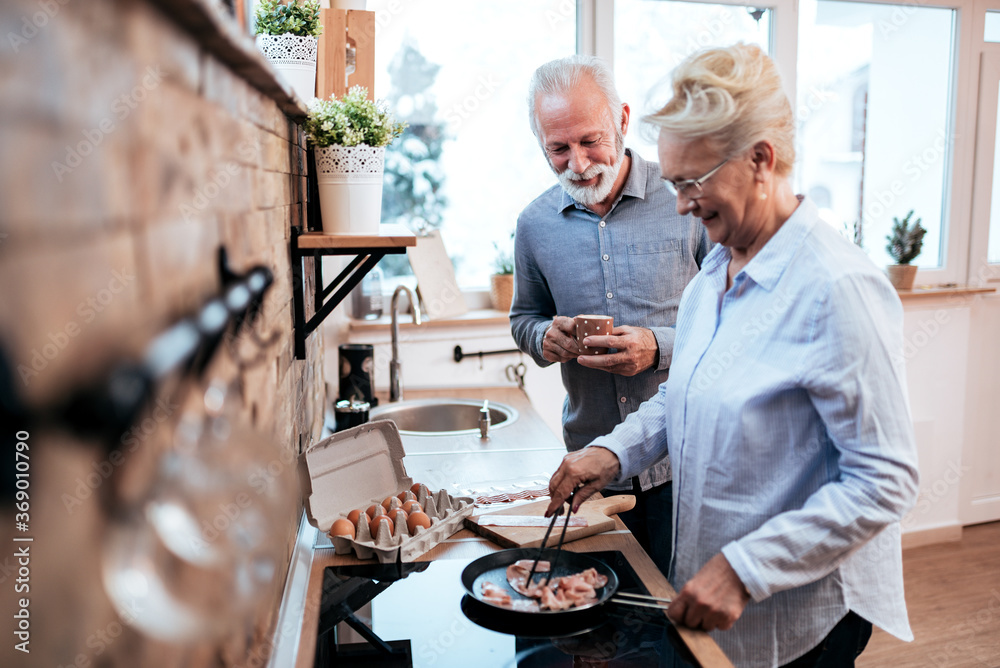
510, 149, 709, 491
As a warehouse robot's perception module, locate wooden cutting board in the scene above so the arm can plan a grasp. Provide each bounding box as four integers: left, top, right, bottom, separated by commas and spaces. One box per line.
463, 495, 636, 549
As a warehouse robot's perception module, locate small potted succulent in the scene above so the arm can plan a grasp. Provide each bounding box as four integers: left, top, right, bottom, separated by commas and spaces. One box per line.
254, 0, 323, 102
489, 233, 515, 312
304, 86, 406, 234
885, 210, 927, 290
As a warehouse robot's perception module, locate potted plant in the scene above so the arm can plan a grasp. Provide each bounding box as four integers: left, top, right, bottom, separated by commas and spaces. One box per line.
304, 86, 406, 234
885, 210, 927, 290
254, 0, 323, 103
489, 234, 515, 312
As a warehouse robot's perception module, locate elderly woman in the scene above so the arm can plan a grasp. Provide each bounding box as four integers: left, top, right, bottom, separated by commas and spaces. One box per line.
547, 44, 919, 667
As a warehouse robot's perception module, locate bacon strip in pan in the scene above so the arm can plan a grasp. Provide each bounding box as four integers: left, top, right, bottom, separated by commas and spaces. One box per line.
479, 562, 608, 612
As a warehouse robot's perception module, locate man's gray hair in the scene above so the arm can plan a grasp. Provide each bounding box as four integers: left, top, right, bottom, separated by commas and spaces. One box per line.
528, 55, 623, 138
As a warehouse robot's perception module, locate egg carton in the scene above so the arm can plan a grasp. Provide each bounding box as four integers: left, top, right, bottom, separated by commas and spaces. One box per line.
304, 419, 474, 563
328, 486, 474, 562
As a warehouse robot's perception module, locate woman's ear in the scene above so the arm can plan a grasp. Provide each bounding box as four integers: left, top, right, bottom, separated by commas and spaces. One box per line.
751, 141, 777, 182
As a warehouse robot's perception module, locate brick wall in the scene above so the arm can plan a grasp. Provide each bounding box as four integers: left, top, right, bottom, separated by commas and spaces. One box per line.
0, 0, 325, 665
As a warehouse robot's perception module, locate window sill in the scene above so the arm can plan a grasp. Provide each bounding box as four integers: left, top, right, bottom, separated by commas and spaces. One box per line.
896, 285, 996, 301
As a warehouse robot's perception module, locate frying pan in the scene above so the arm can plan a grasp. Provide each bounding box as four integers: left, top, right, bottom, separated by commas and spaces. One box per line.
460, 547, 621, 629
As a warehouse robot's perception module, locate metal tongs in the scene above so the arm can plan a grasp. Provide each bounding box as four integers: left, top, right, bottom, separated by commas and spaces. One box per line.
525, 488, 579, 588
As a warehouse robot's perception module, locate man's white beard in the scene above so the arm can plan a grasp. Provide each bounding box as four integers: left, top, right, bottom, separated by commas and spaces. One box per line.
557, 146, 626, 207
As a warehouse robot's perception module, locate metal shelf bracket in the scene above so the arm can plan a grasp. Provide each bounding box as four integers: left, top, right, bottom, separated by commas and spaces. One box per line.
290, 227, 409, 359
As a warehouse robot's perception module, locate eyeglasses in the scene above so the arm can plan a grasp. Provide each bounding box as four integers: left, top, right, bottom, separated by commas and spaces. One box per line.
662, 159, 728, 199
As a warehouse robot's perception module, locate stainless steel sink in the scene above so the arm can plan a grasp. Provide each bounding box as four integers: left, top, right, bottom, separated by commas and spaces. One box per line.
369, 398, 518, 436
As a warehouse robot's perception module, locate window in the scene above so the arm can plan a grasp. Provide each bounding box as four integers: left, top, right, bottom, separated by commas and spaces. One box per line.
986, 10, 1000, 43
989, 81, 1000, 263
360, 0, 992, 290
370, 0, 577, 288
796, 0, 955, 268
613, 0, 771, 158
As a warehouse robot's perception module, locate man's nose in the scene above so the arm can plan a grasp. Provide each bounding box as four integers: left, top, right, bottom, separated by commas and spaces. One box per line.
567, 145, 591, 174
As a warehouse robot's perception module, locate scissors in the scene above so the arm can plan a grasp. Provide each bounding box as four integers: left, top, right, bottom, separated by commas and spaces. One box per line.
505, 361, 527, 390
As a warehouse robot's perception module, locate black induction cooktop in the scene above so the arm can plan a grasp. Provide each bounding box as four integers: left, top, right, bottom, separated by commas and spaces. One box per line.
315, 550, 699, 668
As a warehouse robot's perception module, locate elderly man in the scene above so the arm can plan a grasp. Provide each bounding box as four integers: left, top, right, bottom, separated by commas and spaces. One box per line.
509, 55, 710, 573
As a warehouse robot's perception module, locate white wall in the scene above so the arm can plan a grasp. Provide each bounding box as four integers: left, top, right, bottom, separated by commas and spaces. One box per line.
961, 292, 1000, 525
897, 296, 973, 540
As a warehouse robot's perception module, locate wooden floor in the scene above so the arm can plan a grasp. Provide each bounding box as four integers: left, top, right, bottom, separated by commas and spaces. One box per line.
858, 521, 1000, 668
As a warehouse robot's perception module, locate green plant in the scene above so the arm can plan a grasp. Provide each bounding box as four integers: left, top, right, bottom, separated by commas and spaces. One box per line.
492, 233, 515, 275
254, 0, 323, 38
885, 210, 927, 265
304, 87, 407, 148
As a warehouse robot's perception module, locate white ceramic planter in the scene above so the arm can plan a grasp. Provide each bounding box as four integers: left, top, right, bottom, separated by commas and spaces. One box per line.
256, 33, 318, 102
315, 145, 385, 235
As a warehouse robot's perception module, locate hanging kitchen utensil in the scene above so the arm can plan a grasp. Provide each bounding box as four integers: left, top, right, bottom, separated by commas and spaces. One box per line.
505, 361, 527, 390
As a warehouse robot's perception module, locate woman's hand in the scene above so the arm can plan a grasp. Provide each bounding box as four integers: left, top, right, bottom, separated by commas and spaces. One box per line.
667, 553, 751, 631
546, 447, 621, 516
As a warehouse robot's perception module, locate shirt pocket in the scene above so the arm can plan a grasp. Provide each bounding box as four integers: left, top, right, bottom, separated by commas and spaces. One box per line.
627, 239, 686, 303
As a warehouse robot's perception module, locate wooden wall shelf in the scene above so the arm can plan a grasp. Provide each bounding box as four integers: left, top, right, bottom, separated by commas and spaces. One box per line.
296, 224, 416, 250
290, 226, 415, 359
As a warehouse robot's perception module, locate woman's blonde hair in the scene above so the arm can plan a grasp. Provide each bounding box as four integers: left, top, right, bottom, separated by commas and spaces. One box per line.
644, 43, 795, 176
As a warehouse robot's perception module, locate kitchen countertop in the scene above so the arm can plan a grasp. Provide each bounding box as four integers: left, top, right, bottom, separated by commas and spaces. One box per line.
292, 387, 732, 668
374, 386, 567, 492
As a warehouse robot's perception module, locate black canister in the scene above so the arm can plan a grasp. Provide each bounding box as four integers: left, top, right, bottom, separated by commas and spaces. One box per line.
338, 343, 376, 405
334, 399, 370, 432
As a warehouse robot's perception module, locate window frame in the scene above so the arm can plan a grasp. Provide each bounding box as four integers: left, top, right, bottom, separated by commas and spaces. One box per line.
970, 0, 1000, 282
364, 0, 998, 303
579, 0, 991, 288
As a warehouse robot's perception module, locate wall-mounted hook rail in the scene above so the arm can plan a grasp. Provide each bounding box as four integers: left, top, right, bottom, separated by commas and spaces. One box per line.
0, 248, 274, 450
453, 345, 521, 363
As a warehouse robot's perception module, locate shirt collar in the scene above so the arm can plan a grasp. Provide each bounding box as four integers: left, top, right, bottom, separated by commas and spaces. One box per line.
558, 148, 647, 214
742, 195, 814, 291
699, 195, 815, 292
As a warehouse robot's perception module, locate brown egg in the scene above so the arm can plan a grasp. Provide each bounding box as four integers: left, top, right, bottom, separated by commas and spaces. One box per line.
410, 483, 431, 497
366, 504, 384, 520
397, 490, 416, 502
406, 511, 432, 535
401, 500, 422, 515
347, 509, 366, 527
330, 518, 356, 539
369, 515, 393, 539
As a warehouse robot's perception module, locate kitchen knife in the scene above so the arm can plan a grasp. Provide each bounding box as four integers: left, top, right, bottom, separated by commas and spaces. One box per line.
473, 515, 588, 527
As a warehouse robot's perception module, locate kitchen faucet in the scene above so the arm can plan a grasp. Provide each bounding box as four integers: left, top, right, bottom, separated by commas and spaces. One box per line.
389, 285, 422, 402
